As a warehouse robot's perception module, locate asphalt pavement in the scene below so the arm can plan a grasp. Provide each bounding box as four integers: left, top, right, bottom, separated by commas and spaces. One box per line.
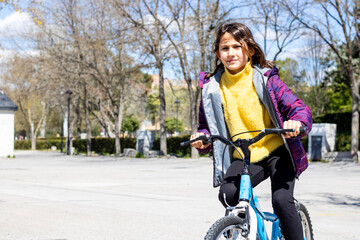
0, 150, 359, 240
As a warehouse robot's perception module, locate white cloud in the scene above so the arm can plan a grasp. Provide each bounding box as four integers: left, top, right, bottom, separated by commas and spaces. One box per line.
0, 11, 37, 38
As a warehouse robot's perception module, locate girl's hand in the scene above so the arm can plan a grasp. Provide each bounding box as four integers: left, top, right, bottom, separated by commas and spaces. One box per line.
283, 120, 302, 138
190, 132, 211, 149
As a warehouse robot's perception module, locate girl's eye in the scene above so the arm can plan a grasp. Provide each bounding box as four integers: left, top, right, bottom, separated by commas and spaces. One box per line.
221, 47, 228, 50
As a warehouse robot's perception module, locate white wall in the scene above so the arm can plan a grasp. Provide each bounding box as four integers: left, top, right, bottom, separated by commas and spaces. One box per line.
0, 111, 15, 157
308, 123, 337, 155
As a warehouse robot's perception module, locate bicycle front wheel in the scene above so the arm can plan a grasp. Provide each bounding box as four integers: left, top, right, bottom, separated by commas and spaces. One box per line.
204, 216, 249, 240
298, 203, 314, 240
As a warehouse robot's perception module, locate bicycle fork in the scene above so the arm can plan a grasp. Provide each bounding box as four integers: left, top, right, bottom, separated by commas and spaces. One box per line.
223, 173, 259, 239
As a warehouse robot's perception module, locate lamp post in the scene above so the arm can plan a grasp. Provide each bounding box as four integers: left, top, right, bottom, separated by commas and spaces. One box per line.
65, 90, 73, 155
174, 99, 180, 135
60, 121, 63, 153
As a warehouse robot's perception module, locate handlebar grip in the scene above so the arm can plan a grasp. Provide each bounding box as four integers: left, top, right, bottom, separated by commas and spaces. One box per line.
180, 135, 210, 147
299, 126, 307, 135
265, 127, 308, 135
180, 140, 193, 147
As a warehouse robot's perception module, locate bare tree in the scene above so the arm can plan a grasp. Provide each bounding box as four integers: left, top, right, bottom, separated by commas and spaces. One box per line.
300, 31, 328, 116
83, 0, 151, 155
146, 0, 240, 158
3, 55, 50, 150
115, 0, 173, 155
245, 0, 304, 61
32, 0, 144, 155
282, 0, 360, 162
34, 0, 94, 155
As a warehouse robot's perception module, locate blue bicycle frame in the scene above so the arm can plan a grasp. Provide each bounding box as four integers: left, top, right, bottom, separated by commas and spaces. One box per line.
229, 134, 283, 240
237, 173, 282, 240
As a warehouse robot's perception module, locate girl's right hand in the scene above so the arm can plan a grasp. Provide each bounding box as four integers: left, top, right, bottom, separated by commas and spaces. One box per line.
190, 132, 211, 149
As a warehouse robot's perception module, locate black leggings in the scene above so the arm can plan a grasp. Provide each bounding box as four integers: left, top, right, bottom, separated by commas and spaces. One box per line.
218, 146, 304, 240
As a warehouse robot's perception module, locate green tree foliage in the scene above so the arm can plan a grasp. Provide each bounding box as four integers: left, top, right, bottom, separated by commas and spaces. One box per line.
321, 48, 354, 113
304, 84, 329, 117
165, 117, 184, 134
325, 83, 352, 113
146, 94, 160, 125
276, 58, 307, 96
121, 115, 140, 133
277, 58, 332, 117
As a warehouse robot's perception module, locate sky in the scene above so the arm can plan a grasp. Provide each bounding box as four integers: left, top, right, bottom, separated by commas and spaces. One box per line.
0, 3, 322, 83
0, 6, 30, 85
0, 4, 38, 63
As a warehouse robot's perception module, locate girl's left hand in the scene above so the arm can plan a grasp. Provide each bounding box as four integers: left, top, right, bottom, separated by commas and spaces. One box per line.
283, 120, 302, 138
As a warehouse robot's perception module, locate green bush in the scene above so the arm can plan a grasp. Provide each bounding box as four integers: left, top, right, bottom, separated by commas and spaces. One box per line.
14, 140, 31, 150
91, 138, 115, 154
15, 137, 137, 155
73, 137, 136, 154
152, 135, 211, 157
72, 139, 87, 153
336, 133, 351, 151
168, 135, 192, 156
15, 133, 353, 154
15, 138, 64, 150
153, 135, 191, 156
313, 111, 352, 132
300, 136, 308, 152
37, 139, 63, 149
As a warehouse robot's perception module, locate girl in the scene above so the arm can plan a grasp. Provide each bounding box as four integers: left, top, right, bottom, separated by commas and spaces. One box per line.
190, 22, 312, 240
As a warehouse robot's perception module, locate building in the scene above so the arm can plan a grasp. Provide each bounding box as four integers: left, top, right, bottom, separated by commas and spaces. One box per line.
150, 74, 187, 93
0, 90, 18, 157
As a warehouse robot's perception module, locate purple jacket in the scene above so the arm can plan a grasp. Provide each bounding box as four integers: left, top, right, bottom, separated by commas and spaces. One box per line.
197, 66, 313, 187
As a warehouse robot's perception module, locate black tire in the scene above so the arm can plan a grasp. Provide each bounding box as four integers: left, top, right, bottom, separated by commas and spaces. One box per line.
298, 203, 314, 240
204, 216, 247, 240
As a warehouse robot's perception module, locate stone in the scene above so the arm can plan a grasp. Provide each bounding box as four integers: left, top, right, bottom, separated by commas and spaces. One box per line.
144, 150, 162, 158
123, 148, 137, 158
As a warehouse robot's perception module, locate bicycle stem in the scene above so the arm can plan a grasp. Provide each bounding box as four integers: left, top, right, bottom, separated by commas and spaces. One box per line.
234, 139, 252, 175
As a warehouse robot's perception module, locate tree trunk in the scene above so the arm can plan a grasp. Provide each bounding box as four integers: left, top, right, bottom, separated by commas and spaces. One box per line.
30, 123, 36, 150
158, 62, 167, 156
351, 74, 360, 162
84, 85, 92, 156
115, 95, 125, 156
69, 114, 77, 152
76, 96, 82, 138
31, 136, 36, 150
187, 78, 199, 159
115, 134, 121, 155
40, 113, 46, 138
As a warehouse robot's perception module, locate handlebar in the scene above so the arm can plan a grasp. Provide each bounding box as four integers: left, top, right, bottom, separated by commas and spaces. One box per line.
180, 127, 307, 147
180, 134, 211, 147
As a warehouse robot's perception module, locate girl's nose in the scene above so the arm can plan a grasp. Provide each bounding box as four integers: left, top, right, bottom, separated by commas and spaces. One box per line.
228, 47, 235, 56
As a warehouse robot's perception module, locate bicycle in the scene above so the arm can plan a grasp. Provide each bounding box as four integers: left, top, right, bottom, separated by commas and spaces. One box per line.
181, 127, 314, 240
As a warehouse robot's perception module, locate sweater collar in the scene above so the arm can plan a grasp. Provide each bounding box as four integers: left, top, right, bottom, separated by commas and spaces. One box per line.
224, 61, 252, 81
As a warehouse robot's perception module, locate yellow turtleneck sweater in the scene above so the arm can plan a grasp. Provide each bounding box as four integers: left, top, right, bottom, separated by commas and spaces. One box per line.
220, 62, 284, 163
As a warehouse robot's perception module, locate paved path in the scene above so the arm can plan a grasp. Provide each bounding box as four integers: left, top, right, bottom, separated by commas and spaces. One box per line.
0, 151, 359, 240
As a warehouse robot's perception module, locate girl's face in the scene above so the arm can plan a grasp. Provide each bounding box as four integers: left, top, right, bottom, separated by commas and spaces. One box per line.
216, 32, 252, 74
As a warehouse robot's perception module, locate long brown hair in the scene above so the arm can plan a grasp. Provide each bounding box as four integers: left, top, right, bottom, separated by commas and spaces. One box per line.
207, 22, 273, 77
